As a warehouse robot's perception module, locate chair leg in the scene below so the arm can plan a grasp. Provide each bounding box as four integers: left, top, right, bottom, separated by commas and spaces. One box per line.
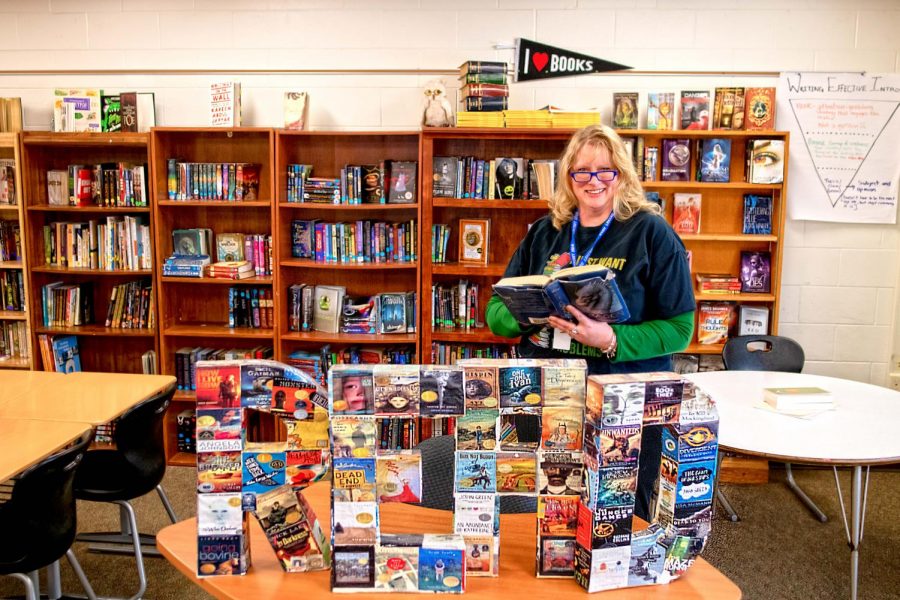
784, 463, 828, 522
114, 500, 148, 600
66, 549, 99, 600
7, 572, 38, 600
716, 487, 740, 522
156, 484, 178, 524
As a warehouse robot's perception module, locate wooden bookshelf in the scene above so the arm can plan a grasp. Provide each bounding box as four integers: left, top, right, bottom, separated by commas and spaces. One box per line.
19, 131, 157, 373
273, 130, 421, 368
150, 127, 276, 465
0, 132, 31, 369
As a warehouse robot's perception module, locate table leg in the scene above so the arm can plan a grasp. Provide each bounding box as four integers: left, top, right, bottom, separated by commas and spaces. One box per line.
835, 465, 869, 600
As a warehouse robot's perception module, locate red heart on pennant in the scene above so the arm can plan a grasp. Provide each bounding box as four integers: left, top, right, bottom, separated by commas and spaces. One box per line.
532, 52, 549, 72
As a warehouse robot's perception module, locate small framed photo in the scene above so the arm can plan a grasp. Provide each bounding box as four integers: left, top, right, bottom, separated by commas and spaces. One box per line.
458, 218, 490, 265
738, 305, 769, 336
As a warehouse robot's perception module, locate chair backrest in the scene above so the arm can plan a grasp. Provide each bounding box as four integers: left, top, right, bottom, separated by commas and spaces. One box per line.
722, 335, 805, 373
113, 384, 175, 487
0, 431, 93, 573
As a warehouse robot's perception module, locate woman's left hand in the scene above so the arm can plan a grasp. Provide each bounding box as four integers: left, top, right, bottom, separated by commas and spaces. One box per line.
548, 304, 615, 350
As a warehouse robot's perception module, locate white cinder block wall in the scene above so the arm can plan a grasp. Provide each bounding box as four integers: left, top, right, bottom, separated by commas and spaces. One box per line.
1, 0, 899, 386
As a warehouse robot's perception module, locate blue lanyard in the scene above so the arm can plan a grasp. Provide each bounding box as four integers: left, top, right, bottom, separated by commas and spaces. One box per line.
569, 211, 614, 267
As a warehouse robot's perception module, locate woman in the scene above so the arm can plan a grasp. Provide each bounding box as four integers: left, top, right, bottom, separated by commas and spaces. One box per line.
486, 124, 695, 518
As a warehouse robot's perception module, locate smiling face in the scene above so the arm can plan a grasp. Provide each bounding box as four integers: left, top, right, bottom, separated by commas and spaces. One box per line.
570, 143, 619, 226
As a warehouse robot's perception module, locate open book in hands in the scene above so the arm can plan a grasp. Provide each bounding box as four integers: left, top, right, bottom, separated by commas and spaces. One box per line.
492, 264, 630, 327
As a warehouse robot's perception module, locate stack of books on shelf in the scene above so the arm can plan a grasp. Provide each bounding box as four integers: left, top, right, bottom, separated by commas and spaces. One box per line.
0, 159, 17, 205
458, 61, 509, 113
503, 109, 553, 128
40, 282, 92, 327
165, 160, 260, 201
291, 219, 417, 265
288, 161, 415, 205
431, 224, 451, 263
163, 254, 210, 278
430, 342, 518, 365
431, 156, 557, 201
544, 106, 601, 129
104, 280, 153, 329
228, 287, 274, 329
53, 89, 155, 133
456, 111, 505, 128
43, 217, 152, 271
46, 163, 148, 208
696, 273, 741, 295
207, 260, 254, 280
37, 334, 81, 373
287, 284, 415, 336
431, 280, 482, 331
0, 321, 28, 362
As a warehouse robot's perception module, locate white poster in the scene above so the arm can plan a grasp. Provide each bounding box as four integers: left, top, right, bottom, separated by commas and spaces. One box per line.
777, 72, 900, 223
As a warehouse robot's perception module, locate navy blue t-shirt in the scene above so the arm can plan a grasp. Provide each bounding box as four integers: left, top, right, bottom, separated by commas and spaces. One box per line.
502, 211, 695, 375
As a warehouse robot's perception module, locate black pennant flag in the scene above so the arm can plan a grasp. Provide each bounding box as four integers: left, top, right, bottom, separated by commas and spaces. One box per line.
515, 38, 631, 82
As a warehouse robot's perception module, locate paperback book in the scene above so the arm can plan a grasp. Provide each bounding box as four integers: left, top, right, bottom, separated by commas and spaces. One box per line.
739, 251, 771, 293
697, 139, 731, 182
660, 139, 690, 181
672, 193, 701, 235
742, 195, 772, 235
612, 93, 639, 129
679, 91, 710, 130
646, 93, 675, 130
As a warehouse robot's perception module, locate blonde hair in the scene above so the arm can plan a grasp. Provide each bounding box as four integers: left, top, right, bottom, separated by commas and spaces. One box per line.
549, 124, 660, 230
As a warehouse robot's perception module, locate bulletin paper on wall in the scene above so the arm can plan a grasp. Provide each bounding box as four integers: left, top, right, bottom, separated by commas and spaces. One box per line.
777, 72, 900, 224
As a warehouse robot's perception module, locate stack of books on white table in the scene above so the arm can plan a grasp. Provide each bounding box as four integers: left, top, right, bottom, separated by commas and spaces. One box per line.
761, 386, 834, 418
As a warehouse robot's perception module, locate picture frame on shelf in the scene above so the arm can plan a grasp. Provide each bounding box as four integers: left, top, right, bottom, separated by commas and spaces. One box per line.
458, 218, 490, 265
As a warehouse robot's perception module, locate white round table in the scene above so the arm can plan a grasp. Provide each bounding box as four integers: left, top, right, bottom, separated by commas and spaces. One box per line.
686, 370, 900, 600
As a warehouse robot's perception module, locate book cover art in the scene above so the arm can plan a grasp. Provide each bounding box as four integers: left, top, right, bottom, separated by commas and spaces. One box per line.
537, 495, 579, 537
210, 81, 241, 127
313, 285, 344, 333
271, 377, 316, 417
540, 537, 577, 576
291, 220, 316, 258
462, 366, 499, 410
238, 163, 260, 201
538, 451, 583, 496
591, 505, 634, 548
660, 139, 691, 181
498, 365, 542, 409
216, 233, 245, 262
332, 457, 377, 503
197, 534, 247, 577
239, 363, 279, 408
454, 451, 497, 494
417, 545, 464, 593
740, 251, 771, 293
672, 193, 701, 234
378, 292, 407, 334
196, 364, 241, 408
458, 218, 490, 265
498, 412, 541, 452
242, 450, 287, 496
456, 407, 498, 451
742, 194, 772, 234
285, 449, 330, 488
432, 156, 459, 198
744, 87, 776, 130
197, 451, 242, 493
253, 484, 304, 539
647, 92, 675, 131
599, 425, 642, 466
172, 228, 207, 256
676, 460, 717, 505
696, 302, 735, 345
747, 139, 784, 184
101, 94, 121, 132
198, 493, 243, 535
373, 365, 420, 416
461, 535, 495, 576
360, 164, 384, 204
332, 546, 375, 588
494, 157, 524, 199
419, 366, 465, 417
376, 451, 423, 503
330, 368, 375, 415
612, 92, 639, 129
542, 364, 586, 408
540, 406, 583, 451
712, 87, 744, 130
283, 91, 309, 130
698, 138, 731, 182
593, 379, 646, 427
627, 527, 667, 586
597, 465, 638, 508
196, 408, 243, 453
375, 545, 419, 591
51, 335, 81, 373
679, 90, 710, 130
738, 305, 770, 336
453, 492, 499, 538
331, 417, 377, 458
385, 160, 417, 204
495, 451, 537, 494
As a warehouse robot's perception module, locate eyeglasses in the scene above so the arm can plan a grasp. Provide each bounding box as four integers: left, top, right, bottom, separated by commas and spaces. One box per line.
569, 169, 619, 183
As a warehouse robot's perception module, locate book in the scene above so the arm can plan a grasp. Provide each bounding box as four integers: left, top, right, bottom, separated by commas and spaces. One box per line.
461, 72, 508, 85
527, 160, 557, 200
119, 92, 137, 132
458, 218, 489, 265
136, 92, 156, 132
216, 233, 245, 262
738, 305, 769, 335
283, 91, 309, 130
696, 302, 734, 345
739, 251, 771, 293
460, 84, 509, 97
101, 95, 121, 132
712, 87, 745, 130
647, 92, 675, 130
679, 90, 710, 130
47, 170, 68, 205
747, 139, 784, 184
660, 139, 690, 181
742, 195, 772, 234
459, 61, 508, 76
51, 335, 81, 373
432, 157, 459, 198
744, 87, 776, 130
494, 157, 524, 199
53, 88, 101, 132
697, 138, 731, 182
612, 92, 639, 129
384, 161, 417, 204
360, 164, 384, 204
312, 285, 345, 333
210, 81, 241, 127
672, 193, 701, 234
763, 387, 832, 410
378, 292, 408, 334
172, 228, 213, 257
492, 264, 630, 326
463, 97, 508, 112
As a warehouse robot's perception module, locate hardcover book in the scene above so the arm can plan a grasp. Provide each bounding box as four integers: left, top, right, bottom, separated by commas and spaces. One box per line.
463, 97, 508, 112
101, 95, 121, 132
458, 218, 490, 265
378, 292, 408, 334
612, 92, 639, 129
459, 61, 508, 76
360, 164, 384, 204
747, 140, 784, 184
492, 264, 630, 326
384, 161, 417, 204
216, 233, 245, 262
744, 87, 776, 130
697, 139, 731, 182
432, 157, 459, 198
210, 81, 242, 127
312, 285, 345, 333
461, 72, 508, 85
742, 195, 772, 234
712, 87, 744, 130
51, 335, 81, 373
660, 139, 690, 181
119, 92, 137, 132
646, 92, 675, 130
460, 84, 509, 97
679, 91, 710, 130
739, 251, 771, 293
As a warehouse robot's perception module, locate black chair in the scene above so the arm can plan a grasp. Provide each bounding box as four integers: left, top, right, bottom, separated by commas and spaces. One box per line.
414, 434, 536, 514
0, 431, 98, 600
73, 384, 178, 600
720, 335, 827, 522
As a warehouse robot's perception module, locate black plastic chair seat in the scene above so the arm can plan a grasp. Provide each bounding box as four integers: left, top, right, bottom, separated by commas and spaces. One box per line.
74, 450, 159, 501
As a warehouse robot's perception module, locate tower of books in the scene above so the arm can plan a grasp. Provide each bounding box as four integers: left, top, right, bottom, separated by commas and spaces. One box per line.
456, 61, 508, 128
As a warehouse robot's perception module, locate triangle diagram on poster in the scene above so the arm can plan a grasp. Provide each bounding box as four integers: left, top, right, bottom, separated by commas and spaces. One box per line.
789, 99, 900, 206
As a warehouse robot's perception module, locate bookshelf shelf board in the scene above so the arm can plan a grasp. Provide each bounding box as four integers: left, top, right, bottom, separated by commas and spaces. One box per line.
0, 261, 23, 269
21, 132, 150, 147
694, 292, 776, 302
32, 266, 153, 275
432, 262, 507, 277
432, 198, 549, 210
174, 390, 196, 402
686, 342, 726, 355
0, 132, 17, 146
34, 325, 156, 337
28, 205, 151, 213
89, 441, 116, 452
0, 205, 19, 213
643, 182, 783, 191
278, 202, 419, 211
280, 259, 417, 271
169, 452, 197, 467
0, 357, 32, 369
681, 234, 778, 243
163, 324, 275, 339
281, 331, 417, 344
633, 128, 787, 138
159, 275, 274, 285
430, 329, 516, 344
0, 311, 27, 320
156, 200, 272, 208
424, 127, 576, 139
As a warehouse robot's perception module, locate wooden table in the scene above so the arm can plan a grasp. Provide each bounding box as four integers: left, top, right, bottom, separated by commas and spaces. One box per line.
0, 371, 176, 425
0, 417, 91, 482
158, 482, 741, 600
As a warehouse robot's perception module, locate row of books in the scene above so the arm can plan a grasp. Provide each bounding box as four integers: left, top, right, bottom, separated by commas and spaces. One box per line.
0, 220, 20, 261
286, 161, 418, 205
176, 410, 196, 453
697, 302, 771, 345
290, 219, 417, 264
0, 321, 28, 361
433, 156, 558, 200
0, 269, 24, 311
671, 193, 772, 236
287, 283, 416, 335
42, 217, 152, 271
37, 334, 81, 373
103, 280, 154, 329
41, 282, 93, 327
171, 228, 272, 276
430, 342, 519, 366
0, 159, 16, 205
53, 89, 155, 133
694, 251, 772, 295
174, 346, 274, 390
0, 97, 23, 133
432, 280, 482, 331
165, 160, 261, 202
228, 287, 274, 330
47, 163, 148, 208
617, 87, 775, 131
431, 224, 451, 263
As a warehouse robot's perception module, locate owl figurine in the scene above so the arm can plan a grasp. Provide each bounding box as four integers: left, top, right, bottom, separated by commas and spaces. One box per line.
422, 80, 454, 127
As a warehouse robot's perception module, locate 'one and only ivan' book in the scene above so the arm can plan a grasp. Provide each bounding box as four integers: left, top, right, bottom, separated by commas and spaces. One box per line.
492, 264, 630, 326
